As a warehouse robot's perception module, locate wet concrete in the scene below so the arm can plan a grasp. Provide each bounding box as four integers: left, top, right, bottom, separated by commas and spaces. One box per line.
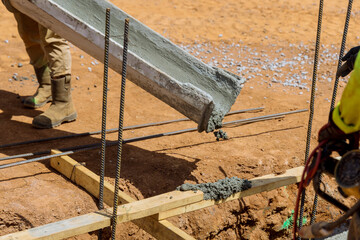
177, 177, 252, 200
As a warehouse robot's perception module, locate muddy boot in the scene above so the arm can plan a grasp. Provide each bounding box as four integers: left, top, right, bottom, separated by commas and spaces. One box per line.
32, 75, 77, 128
23, 65, 52, 108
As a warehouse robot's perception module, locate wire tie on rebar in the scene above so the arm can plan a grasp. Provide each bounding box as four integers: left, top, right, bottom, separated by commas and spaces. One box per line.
70, 162, 86, 181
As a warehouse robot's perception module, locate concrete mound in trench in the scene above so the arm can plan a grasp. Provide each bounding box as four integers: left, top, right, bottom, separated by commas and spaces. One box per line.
10, 0, 245, 132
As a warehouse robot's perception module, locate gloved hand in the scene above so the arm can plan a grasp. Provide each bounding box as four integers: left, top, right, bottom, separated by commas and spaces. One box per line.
318, 121, 345, 143
318, 111, 346, 143
337, 46, 360, 78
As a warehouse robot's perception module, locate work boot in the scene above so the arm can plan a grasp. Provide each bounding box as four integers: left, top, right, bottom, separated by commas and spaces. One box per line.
32, 75, 77, 128
23, 65, 52, 108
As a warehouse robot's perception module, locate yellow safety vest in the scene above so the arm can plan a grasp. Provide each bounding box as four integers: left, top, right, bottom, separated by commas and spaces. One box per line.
333, 53, 360, 133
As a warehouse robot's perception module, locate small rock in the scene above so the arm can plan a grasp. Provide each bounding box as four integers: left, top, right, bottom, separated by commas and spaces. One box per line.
17, 63, 23, 68
4, 40, 9, 43
88, 67, 92, 72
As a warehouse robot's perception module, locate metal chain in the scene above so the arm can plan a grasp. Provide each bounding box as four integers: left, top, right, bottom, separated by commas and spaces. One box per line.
298, 0, 324, 236
111, 18, 130, 240
98, 8, 111, 240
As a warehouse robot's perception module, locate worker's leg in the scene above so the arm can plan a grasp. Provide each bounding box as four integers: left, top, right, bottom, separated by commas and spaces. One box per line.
38, 25, 71, 78
12, 10, 52, 108
32, 26, 76, 128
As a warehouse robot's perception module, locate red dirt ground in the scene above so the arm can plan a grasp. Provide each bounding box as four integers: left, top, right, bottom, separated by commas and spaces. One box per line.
1, 0, 360, 239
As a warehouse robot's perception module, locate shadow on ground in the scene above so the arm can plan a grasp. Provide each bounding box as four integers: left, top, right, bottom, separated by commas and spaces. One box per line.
0, 89, 199, 198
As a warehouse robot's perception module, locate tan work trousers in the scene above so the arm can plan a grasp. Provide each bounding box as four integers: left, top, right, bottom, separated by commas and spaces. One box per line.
12, 8, 71, 78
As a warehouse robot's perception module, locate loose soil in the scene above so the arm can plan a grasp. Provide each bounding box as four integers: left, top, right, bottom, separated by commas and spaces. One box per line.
1, 0, 360, 239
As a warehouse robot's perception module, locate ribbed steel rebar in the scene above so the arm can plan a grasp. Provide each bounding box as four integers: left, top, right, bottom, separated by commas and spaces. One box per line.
0, 108, 264, 149
297, 0, 324, 238
98, 8, 111, 240
99, 6, 110, 212
0, 109, 307, 170
330, 0, 353, 110
310, 0, 353, 228
111, 18, 129, 240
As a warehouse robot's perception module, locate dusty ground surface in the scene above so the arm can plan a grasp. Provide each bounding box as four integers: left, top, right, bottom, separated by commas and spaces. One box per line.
1, 0, 360, 239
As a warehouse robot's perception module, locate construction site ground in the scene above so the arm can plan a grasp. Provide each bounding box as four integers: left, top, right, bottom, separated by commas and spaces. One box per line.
1, 0, 360, 239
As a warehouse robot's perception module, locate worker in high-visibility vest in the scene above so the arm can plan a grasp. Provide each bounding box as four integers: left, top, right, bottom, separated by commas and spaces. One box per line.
318, 46, 360, 141
317, 46, 360, 240
2, 0, 77, 128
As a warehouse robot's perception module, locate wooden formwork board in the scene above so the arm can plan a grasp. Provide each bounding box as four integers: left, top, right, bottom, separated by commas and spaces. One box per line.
0, 151, 304, 240
157, 166, 303, 220
0, 189, 202, 240
49, 150, 195, 240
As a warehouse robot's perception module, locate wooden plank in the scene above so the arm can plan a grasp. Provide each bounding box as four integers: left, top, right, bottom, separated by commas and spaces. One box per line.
133, 219, 196, 240
0, 212, 111, 240
49, 150, 195, 240
157, 166, 304, 220
0, 190, 202, 240
49, 150, 133, 204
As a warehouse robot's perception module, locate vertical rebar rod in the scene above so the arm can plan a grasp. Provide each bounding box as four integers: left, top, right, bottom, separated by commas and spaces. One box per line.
330, 0, 353, 110
297, 0, 324, 238
98, 8, 111, 240
310, 0, 354, 227
111, 18, 129, 240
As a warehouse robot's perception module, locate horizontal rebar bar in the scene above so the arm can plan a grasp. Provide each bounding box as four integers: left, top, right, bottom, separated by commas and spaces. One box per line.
0, 109, 307, 169
0, 107, 264, 149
